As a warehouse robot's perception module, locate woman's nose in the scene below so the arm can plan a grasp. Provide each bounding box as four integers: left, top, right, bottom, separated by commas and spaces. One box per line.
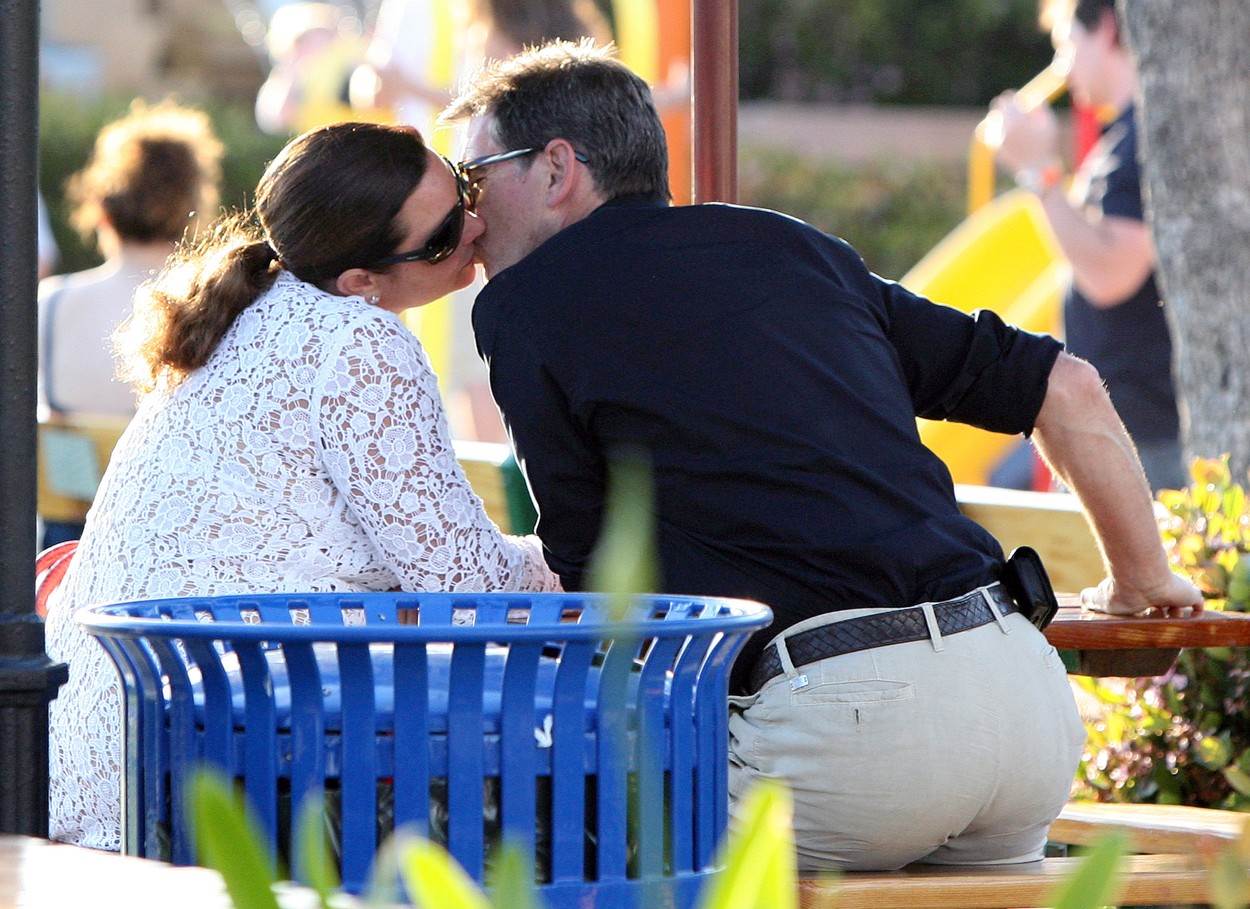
462, 209, 485, 244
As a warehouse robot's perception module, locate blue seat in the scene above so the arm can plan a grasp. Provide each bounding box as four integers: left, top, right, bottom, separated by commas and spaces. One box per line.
79, 592, 770, 907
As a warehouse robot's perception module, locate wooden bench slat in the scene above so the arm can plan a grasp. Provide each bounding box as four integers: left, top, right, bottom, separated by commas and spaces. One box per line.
801, 853, 1212, 908
1052, 801, 1247, 854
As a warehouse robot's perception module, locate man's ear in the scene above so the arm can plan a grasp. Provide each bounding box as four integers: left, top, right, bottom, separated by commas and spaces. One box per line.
541, 139, 582, 208
334, 267, 380, 299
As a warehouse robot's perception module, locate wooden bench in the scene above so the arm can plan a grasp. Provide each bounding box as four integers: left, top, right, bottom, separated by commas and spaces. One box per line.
1052, 801, 1246, 855
800, 853, 1212, 908
36, 415, 130, 525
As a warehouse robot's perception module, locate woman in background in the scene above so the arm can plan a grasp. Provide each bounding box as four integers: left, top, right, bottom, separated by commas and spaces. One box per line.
39, 100, 222, 421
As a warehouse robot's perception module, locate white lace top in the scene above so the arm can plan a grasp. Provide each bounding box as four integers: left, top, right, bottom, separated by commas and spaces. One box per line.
45, 271, 559, 850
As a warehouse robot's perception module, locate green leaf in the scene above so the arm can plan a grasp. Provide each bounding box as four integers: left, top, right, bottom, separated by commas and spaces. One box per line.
1225, 766, 1250, 798
363, 831, 407, 908
1045, 831, 1127, 909
293, 791, 338, 907
701, 780, 799, 909
586, 450, 659, 621
487, 842, 537, 909
1197, 733, 1235, 770
398, 837, 491, 909
1209, 846, 1250, 909
186, 770, 281, 909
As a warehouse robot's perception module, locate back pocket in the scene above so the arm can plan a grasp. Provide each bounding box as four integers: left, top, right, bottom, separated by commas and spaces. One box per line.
791, 678, 915, 706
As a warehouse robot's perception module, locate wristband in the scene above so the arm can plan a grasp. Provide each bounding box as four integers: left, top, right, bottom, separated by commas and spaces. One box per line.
1015, 161, 1064, 195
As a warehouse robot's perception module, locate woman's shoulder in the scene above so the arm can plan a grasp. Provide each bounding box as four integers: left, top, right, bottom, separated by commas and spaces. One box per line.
249, 271, 425, 374
252, 271, 406, 338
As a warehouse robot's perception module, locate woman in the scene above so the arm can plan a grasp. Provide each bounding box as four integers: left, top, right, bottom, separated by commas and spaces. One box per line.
46, 122, 560, 850
38, 102, 223, 548
39, 100, 223, 420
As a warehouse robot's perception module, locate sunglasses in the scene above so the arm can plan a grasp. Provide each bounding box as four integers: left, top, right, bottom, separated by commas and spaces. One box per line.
363, 156, 470, 269
457, 146, 590, 211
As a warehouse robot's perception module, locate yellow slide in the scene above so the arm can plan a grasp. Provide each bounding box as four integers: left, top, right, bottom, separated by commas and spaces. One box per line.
899, 62, 1071, 485
900, 191, 1069, 484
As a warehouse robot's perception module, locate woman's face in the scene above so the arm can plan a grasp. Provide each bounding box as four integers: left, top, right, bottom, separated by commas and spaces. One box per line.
369, 150, 484, 313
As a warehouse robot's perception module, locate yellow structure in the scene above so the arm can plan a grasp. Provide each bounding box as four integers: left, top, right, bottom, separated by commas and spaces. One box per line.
900, 64, 1071, 485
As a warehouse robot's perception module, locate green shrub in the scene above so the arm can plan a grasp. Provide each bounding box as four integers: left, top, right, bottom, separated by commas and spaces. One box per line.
739, 148, 966, 280
39, 91, 287, 275
738, 0, 1053, 105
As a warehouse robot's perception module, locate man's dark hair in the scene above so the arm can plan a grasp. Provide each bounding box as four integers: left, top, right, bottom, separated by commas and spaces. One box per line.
1073, 0, 1117, 31
1042, 0, 1119, 41
444, 40, 671, 202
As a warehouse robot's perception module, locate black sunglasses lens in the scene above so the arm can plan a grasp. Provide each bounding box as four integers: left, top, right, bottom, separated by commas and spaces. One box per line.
425, 200, 464, 264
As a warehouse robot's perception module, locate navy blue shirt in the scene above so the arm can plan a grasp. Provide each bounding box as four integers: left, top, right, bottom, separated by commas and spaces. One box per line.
474, 197, 1063, 691
1064, 106, 1179, 444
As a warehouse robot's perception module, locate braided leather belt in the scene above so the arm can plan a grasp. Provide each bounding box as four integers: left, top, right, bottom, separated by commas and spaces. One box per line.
748, 583, 1021, 694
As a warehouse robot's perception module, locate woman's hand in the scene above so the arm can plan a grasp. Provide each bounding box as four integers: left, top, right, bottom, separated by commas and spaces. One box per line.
1080, 572, 1205, 618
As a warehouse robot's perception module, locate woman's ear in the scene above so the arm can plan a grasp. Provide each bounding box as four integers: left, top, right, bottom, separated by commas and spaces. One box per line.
334, 267, 379, 299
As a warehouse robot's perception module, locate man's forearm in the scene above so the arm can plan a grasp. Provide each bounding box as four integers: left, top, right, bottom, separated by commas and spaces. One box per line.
1037, 187, 1154, 307
1031, 354, 1171, 589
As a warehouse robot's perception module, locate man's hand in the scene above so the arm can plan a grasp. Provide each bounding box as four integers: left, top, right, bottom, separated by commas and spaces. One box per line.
990, 91, 1061, 175
1080, 572, 1204, 618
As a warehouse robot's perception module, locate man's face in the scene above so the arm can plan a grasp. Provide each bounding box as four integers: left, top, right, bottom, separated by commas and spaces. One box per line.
1053, 14, 1112, 109
462, 116, 550, 279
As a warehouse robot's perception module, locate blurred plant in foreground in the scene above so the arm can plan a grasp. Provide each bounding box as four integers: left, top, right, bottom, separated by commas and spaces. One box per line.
1078, 456, 1250, 809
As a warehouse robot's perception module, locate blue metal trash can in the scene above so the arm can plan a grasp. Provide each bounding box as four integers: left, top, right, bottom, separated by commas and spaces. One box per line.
79, 592, 771, 907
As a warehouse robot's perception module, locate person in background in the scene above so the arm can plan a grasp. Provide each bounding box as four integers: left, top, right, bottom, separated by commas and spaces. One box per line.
992, 0, 1184, 491
255, 2, 367, 135
39, 100, 223, 421
46, 121, 559, 851
465, 0, 611, 62
37, 101, 222, 548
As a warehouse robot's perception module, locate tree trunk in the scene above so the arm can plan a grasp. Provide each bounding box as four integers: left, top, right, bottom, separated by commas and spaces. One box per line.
1119, 0, 1250, 476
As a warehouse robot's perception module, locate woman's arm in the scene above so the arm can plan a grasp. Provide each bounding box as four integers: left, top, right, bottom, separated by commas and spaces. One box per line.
316, 314, 560, 593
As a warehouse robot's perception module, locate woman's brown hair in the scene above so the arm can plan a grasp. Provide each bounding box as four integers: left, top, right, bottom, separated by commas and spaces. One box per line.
118, 121, 429, 392
68, 100, 223, 245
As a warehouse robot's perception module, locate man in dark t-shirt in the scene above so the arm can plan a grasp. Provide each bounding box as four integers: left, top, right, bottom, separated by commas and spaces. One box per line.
444, 41, 1200, 872
995, 0, 1183, 489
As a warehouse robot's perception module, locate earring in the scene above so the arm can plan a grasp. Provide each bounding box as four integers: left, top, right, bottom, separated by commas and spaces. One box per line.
368, 294, 380, 306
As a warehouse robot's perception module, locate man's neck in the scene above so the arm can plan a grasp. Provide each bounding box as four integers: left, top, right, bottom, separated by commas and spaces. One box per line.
1102, 55, 1138, 119
553, 191, 610, 234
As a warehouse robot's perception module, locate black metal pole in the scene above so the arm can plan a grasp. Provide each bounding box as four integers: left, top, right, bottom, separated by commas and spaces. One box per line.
0, 0, 68, 837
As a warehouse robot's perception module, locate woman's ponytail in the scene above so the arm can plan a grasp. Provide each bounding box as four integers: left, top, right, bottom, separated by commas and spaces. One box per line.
116, 121, 432, 394
116, 214, 279, 393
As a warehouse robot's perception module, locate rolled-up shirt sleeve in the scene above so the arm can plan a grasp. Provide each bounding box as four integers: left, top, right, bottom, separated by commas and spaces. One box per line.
877, 276, 1063, 436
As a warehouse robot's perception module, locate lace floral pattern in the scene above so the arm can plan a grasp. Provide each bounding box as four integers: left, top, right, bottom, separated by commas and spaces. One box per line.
45, 271, 558, 850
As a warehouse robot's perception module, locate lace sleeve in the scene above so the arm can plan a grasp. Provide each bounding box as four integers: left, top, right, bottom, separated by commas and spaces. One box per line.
315, 313, 560, 593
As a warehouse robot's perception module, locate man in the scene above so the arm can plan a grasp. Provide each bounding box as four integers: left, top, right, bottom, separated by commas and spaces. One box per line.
443, 41, 1201, 871
992, 0, 1183, 490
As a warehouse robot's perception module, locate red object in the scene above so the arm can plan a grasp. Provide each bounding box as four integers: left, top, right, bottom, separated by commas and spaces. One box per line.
691, 0, 737, 203
1073, 103, 1101, 166
1031, 454, 1054, 492
35, 541, 77, 619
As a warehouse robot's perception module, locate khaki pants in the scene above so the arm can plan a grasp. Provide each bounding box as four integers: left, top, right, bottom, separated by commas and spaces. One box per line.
728, 599, 1086, 872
